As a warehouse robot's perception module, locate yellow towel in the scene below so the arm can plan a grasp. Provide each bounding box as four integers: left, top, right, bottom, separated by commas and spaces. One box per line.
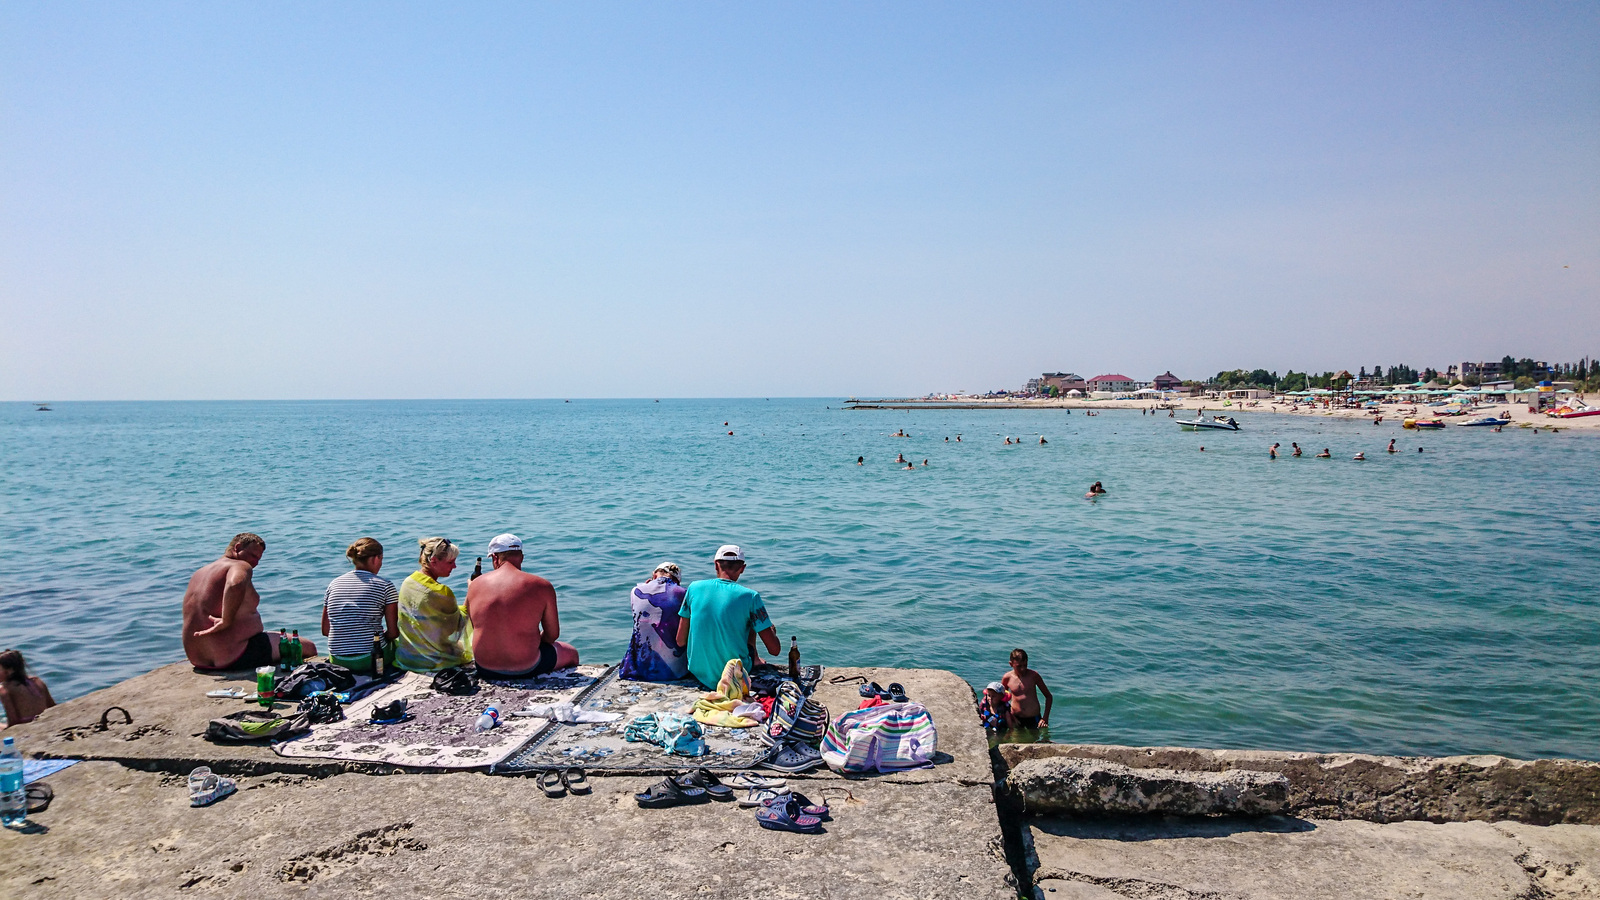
692, 698, 758, 729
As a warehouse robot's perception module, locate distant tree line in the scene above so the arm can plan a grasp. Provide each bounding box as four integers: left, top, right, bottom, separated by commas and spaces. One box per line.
1207, 356, 1598, 392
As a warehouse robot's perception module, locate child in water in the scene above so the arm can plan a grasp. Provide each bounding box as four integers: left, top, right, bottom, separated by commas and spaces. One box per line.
977, 682, 1010, 730
1001, 648, 1052, 728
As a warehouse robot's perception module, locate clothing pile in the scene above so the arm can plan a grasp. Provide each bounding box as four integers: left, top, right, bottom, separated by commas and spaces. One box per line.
622, 712, 707, 757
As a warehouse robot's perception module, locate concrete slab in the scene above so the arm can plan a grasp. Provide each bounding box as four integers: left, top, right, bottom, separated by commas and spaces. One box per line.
6, 663, 991, 787
1, 761, 1014, 900
1000, 742, 1600, 825
1026, 815, 1600, 900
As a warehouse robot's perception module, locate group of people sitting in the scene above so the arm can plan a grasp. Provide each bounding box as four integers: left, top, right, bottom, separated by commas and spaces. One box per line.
181, 532, 780, 690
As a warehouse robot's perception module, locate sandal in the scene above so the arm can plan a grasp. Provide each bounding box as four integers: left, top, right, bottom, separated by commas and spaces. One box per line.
675, 767, 733, 800
739, 786, 790, 808
187, 767, 237, 807
887, 683, 909, 703
858, 681, 884, 699
762, 741, 824, 774
755, 796, 823, 834
25, 783, 53, 815
561, 767, 591, 795
785, 791, 831, 820
96, 706, 133, 732
729, 773, 786, 790
539, 769, 566, 798
634, 776, 707, 809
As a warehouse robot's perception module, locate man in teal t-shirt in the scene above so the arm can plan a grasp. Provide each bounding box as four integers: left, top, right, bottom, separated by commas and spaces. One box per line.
676, 544, 780, 689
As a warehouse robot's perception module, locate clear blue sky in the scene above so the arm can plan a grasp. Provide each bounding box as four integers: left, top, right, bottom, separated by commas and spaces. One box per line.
2, 2, 1595, 399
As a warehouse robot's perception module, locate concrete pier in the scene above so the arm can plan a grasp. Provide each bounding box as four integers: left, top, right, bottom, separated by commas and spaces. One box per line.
4, 663, 1598, 899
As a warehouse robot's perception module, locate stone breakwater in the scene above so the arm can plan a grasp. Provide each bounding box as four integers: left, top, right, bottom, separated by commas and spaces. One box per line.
2, 662, 1597, 900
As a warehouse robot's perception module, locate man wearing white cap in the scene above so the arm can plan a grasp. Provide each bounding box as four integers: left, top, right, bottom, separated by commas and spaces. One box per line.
464, 533, 579, 678
674, 544, 780, 689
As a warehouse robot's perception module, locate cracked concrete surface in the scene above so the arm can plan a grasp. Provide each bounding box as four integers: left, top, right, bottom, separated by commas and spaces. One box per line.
1026, 816, 1600, 900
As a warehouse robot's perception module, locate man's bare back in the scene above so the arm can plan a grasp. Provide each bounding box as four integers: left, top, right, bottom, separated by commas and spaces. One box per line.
465, 543, 578, 675
182, 539, 268, 669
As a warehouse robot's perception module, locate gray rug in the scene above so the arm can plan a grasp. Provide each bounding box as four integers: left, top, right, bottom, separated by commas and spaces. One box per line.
274, 665, 609, 769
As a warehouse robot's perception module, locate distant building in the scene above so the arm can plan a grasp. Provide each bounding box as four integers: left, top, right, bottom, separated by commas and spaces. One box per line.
1088, 374, 1135, 392
1151, 371, 1182, 391
1040, 372, 1086, 393
1024, 378, 1041, 394
1451, 360, 1553, 382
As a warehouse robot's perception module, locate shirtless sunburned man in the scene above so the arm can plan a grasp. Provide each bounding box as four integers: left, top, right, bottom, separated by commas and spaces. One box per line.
1000, 648, 1053, 729
182, 533, 316, 670
465, 533, 579, 678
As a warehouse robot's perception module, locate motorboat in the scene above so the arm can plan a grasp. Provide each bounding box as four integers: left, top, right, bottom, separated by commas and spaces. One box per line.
1456, 415, 1511, 427
1177, 415, 1240, 431
1403, 417, 1444, 429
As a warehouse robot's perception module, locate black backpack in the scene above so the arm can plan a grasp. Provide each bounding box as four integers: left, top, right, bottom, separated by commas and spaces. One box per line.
430, 665, 479, 696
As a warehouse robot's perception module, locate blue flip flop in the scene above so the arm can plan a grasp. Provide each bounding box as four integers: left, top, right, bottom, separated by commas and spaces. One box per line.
887, 683, 909, 703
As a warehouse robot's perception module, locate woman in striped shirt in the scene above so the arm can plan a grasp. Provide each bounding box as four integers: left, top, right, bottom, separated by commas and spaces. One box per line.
320, 537, 399, 674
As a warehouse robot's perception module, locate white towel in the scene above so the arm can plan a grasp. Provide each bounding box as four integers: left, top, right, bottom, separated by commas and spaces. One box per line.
513, 702, 621, 724
732, 702, 767, 722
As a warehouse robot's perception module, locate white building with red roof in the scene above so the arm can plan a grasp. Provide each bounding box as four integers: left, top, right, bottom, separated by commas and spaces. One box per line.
1087, 374, 1136, 392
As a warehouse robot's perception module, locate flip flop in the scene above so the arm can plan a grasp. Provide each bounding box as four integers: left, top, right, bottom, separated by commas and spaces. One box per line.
370, 699, 410, 724
188, 768, 237, 807
739, 786, 791, 808
858, 681, 884, 699
634, 777, 708, 809
675, 767, 733, 800
562, 767, 591, 795
755, 796, 823, 834
539, 770, 566, 798
887, 683, 909, 703
729, 773, 786, 790
25, 783, 53, 815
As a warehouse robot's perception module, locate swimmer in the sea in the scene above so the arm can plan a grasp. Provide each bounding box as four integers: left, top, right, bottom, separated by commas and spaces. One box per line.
956, 435, 962, 442
944, 437, 949, 442
922, 459, 929, 467
1004, 437, 1012, 445
1387, 439, 1396, 453
857, 456, 864, 465
1316, 448, 1331, 458
1085, 481, 1107, 498
1292, 442, 1302, 457
1270, 442, 1279, 459
1039, 436, 1047, 444
1353, 452, 1366, 460
895, 453, 906, 464
1418, 447, 1424, 452
904, 463, 915, 470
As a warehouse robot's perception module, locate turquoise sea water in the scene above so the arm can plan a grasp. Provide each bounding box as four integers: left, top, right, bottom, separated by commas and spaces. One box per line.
2, 399, 1596, 759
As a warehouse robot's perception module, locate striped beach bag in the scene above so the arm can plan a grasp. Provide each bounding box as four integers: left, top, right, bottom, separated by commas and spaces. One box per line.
820, 703, 938, 774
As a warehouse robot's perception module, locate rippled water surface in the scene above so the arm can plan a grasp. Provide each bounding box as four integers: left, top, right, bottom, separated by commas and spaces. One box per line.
2, 399, 1596, 759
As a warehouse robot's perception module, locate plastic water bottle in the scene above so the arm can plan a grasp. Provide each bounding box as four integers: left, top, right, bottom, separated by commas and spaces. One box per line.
474, 706, 499, 732
1, 736, 24, 828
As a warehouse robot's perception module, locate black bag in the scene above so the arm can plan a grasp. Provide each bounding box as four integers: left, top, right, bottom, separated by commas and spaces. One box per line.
431, 665, 479, 696
297, 691, 345, 724
205, 709, 313, 743
274, 662, 356, 700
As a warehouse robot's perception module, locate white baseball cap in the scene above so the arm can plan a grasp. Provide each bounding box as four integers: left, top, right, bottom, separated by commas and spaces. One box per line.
713, 544, 745, 563
487, 533, 523, 554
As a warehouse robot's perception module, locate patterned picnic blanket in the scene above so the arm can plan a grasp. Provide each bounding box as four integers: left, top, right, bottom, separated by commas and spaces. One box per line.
494, 666, 776, 774
274, 665, 609, 770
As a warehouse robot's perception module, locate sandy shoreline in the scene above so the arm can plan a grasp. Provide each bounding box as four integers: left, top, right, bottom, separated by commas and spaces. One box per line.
848, 396, 1600, 431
